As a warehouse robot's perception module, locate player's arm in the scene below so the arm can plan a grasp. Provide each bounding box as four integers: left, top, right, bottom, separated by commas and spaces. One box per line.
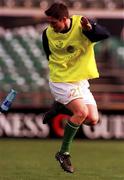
42, 29, 51, 60
81, 17, 110, 42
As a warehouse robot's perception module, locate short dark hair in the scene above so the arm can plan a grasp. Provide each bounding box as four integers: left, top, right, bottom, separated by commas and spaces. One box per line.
45, 3, 69, 20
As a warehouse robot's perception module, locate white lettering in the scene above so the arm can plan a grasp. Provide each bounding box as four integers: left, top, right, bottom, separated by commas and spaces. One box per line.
0, 114, 12, 136
82, 114, 124, 139
0, 113, 50, 138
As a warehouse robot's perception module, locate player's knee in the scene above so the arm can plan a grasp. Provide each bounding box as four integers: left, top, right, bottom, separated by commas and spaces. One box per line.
92, 115, 99, 125
74, 107, 88, 124
83, 116, 99, 126
90, 117, 99, 126
91, 119, 99, 125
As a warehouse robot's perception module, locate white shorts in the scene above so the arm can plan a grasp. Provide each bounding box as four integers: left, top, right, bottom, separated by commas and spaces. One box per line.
49, 80, 96, 106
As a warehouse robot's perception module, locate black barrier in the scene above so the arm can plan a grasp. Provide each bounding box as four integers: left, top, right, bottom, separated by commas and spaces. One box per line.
0, 112, 124, 139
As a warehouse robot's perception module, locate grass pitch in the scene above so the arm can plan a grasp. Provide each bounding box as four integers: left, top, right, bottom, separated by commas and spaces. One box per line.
0, 139, 124, 180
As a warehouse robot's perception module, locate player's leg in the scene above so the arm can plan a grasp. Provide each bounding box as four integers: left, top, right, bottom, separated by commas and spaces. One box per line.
43, 101, 99, 125
79, 81, 99, 126
48, 81, 88, 173
43, 101, 72, 124
60, 98, 88, 152
83, 104, 99, 126
56, 98, 88, 173
43, 81, 74, 124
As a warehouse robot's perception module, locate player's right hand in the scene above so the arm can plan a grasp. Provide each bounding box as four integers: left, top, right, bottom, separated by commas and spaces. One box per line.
80, 16, 92, 31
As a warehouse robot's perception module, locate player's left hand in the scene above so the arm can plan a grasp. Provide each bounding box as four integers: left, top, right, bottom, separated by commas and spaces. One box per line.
80, 16, 92, 31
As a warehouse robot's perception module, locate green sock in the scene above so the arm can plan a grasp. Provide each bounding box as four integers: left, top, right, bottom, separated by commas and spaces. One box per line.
60, 121, 80, 154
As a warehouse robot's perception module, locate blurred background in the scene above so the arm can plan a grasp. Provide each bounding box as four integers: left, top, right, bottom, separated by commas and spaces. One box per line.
0, 0, 124, 139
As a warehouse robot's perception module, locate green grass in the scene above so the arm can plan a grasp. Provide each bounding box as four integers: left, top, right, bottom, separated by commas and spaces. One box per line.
0, 139, 124, 180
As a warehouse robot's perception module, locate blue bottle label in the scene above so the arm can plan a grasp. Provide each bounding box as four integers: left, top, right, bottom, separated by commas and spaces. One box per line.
4, 100, 11, 107
0, 89, 17, 111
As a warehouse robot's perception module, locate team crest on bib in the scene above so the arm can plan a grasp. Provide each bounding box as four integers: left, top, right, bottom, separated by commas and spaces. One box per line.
67, 45, 75, 53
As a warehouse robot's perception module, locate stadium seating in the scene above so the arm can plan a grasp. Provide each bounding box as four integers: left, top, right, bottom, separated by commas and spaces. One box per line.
0, 0, 123, 10
0, 27, 48, 91
0, 26, 124, 110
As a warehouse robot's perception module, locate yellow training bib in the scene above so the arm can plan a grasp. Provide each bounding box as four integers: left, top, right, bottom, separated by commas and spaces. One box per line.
46, 15, 99, 82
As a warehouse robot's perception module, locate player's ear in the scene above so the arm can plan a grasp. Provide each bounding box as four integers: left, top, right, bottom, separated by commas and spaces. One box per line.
63, 17, 67, 23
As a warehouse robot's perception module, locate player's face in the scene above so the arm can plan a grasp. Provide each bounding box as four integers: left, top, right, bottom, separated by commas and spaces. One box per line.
48, 17, 66, 32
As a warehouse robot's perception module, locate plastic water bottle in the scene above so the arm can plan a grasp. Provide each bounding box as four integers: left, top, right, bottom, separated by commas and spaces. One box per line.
0, 89, 17, 112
